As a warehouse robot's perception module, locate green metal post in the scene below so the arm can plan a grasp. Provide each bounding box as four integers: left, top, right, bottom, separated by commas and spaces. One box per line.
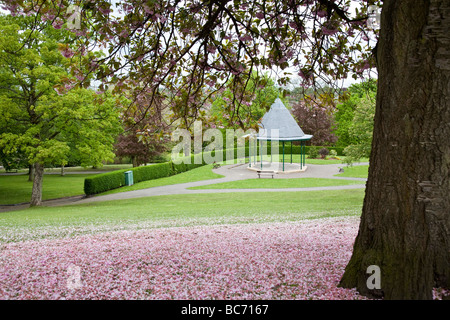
254, 139, 256, 166
301, 142, 304, 168
304, 143, 306, 166
290, 141, 292, 164
270, 140, 272, 163
282, 141, 285, 171
303, 142, 305, 168
260, 141, 263, 169
300, 142, 303, 170
302, 142, 305, 168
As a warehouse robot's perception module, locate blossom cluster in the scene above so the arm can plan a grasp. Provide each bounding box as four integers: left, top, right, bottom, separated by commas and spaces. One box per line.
0, 217, 371, 300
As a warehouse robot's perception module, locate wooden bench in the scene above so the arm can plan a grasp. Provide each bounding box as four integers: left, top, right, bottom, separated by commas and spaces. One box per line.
256, 170, 277, 178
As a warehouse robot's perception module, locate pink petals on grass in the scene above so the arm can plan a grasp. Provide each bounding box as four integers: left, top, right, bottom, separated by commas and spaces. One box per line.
0, 217, 367, 300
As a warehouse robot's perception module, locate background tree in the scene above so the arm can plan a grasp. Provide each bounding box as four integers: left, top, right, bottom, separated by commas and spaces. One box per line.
342, 94, 375, 164
0, 149, 28, 172
290, 92, 338, 146
4, 0, 448, 299
209, 72, 287, 129
334, 79, 377, 148
0, 15, 122, 206
115, 93, 170, 167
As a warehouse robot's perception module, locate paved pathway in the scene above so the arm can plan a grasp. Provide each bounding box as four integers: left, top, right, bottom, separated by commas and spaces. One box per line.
0, 162, 368, 212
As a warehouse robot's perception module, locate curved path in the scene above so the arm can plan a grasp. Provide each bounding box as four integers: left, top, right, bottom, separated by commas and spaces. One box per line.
0, 162, 368, 212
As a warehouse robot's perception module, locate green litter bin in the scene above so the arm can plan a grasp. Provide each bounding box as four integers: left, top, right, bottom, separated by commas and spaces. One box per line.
124, 170, 133, 186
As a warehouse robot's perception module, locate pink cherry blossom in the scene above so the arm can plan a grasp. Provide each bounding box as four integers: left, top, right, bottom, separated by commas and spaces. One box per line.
42, 13, 55, 22
322, 26, 338, 36
317, 10, 328, 18
52, 18, 64, 29
0, 216, 447, 300
60, 48, 75, 59
0, 217, 361, 299
255, 12, 264, 19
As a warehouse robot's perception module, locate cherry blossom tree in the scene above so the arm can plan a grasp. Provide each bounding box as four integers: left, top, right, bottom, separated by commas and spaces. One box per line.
2, 0, 448, 299
1, 0, 376, 129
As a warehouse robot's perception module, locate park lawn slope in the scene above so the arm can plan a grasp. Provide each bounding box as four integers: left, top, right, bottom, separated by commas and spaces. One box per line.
188, 177, 364, 190
0, 189, 365, 243
0, 165, 223, 204
0, 174, 92, 205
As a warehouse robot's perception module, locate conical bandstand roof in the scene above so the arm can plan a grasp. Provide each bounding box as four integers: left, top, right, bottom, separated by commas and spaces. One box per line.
257, 98, 313, 141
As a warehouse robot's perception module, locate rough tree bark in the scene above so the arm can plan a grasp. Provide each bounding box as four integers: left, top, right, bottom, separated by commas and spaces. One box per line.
339, 0, 450, 299
30, 162, 44, 206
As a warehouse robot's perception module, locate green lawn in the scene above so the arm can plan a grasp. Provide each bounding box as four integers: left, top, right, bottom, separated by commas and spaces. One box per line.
336, 165, 369, 178
96, 164, 224, 196
0, 165, 223, 204
0, 189, 365, 243
0, 174, 92, 205
189, 177, 364, 190
0, 163, 369, 206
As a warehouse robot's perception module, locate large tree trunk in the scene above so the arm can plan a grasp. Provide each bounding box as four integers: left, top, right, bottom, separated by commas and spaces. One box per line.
339, 0, 450, 299
30, 162, 44, 206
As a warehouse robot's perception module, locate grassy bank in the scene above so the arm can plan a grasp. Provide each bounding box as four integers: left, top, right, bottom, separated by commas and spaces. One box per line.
0, 174, 91, 205
189, 178, 364, 190
0, 189, 365, 243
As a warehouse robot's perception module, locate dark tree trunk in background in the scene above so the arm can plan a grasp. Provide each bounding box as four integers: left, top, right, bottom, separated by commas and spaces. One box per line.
28, 164, 34, 182
30, 162, 44, 206
340, 0, 450, 299
132, 156, 138, 168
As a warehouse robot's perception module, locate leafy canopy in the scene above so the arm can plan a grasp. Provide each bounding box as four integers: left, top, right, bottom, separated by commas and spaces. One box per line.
0, 14, 122, 168
1, 0, 380, 130
334, 78, 377, 148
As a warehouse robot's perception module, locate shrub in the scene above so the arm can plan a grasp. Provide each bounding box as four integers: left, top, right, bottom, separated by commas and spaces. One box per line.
185, 154, 205, 170
318, 148, 329, 159
329, 149, 338, 158
308, 146, 319, 159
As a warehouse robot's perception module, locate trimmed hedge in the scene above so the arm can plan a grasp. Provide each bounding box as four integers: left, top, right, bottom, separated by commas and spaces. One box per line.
209, 140, 346, 157
84, 154, 208, 195
132, 162, 174, 183
84, 170, 127, 196
84, 145, 345, 195
84, 162, 174, 196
